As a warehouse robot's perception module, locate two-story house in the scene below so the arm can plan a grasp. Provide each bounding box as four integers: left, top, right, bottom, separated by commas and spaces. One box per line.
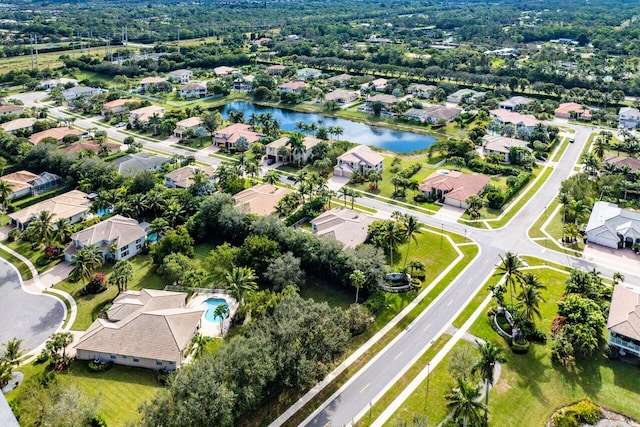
265, 135, 322, 165
333, 145, 384, 178
214, 123, 262, 151
173, 117, 204, 139
619, 107, 640, 130
169, 69, 193, 84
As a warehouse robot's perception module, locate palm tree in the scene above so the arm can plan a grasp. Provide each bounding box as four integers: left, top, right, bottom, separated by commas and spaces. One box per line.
563, 222, 580, 244
109, 259, 134, 292
495, 252, 523, 308
263, 170, 280, 185
338, 186, 350, 207
287, 132, 306, 168
592, 138, 608, 160
148, 112, 162, 135
408, 260, 426, 277
516, 273, 546, 323
446, 377, 486, 427
613, 272, 625, 286
70, 244, 103, 286
333, 125, 344, 140
367, 170, 382, 190
402, 214, 422, 267
163, 201, 186, 227
3, 338, 25, 367
213, 304, 229, 333
349, 269, 366, 303
471, 341, 506, 422
29, 210, 55, 246
191, 334, 212, 359
148, 217, 169, 239
225, 266, 258, 306
53, 218, 72, 244
189, 168, 209, 195
0, 179, 11, 211
379, 220, 405, 267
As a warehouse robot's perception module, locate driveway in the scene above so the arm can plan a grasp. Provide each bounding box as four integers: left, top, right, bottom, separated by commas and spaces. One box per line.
582, 244, 640, 279
0, 259, 65, 351
39, 262, 73, 289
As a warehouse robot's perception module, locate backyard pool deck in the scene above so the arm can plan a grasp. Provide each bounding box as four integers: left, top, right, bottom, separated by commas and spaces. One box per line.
189, 292, 238, 337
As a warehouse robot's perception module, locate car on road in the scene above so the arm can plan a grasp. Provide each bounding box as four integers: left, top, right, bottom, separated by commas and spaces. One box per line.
286, 175, 296, 181
81, 131, 94, 139
115, 122, 127, 128
569, 138, 575, 143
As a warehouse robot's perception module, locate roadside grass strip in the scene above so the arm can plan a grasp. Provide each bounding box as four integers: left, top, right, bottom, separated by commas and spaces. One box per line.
0, 246, 33, 280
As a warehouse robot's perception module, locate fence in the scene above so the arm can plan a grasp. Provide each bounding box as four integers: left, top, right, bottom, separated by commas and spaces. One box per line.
163, 285, 229, 295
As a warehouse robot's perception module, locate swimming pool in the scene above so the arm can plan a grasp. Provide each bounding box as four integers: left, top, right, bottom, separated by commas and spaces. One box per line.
202, 298, 229, 323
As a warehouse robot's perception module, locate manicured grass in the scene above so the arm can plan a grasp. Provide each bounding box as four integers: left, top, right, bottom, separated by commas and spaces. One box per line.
0, 214, 9, 226
3, 239, 62, 273
383, 340, 479, 427
356, 334, 453, 426
528, 200, 559, 239
0, 246, 33, 280
544, 208, 584, 253
466, 263, 640, 426
551, 137, 570, 162
299, 277, 355, 309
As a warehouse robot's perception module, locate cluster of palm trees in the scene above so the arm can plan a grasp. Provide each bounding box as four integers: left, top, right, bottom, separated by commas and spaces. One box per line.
372, 212, 422, 268
557, 193, 590, 244
295, 121, 344, 141
247, 112, 281, 138
21, 210, 73, 251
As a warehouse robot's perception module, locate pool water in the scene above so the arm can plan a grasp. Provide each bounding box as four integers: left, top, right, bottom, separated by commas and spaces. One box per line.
202, 298, 229, 323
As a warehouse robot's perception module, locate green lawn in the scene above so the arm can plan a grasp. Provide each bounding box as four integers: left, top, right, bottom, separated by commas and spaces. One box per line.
467, 264, 640, 426
3, 239, 62, 273
299, 276, 355, 309
543, 208, 585, 253
551, 137, 570, 162
0, 245, 33, 280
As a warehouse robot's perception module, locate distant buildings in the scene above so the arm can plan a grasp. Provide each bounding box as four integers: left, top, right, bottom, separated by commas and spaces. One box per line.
62, 86, 102, 105
101, 98, 137, 116
28, 127, 81, 145
446, 89, 486, 105
404, 105, 461, 124
482, 135, 531, 163
323, 89, 358, 105
113, 152, 169, 178
498, 96, 532, 111
179, 83, 207, 99
129, 105, 165, 127
169, 69, 193, 84
554, 102, 592, 121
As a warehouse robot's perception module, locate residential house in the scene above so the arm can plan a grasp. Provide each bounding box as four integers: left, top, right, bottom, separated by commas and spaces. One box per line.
1, 117, 36, 134
251, 37, 272, 46
213, 123, 262, 150
60, 140, 120, 155
357, 94, 408, 116
40, 77, 78, 90
101, 98, 136, 115
173, 117, 204, 139
619, 107, 640, 130
8, 189, 90, 230
74, 289, 204, 370
266, 65, 287, 76
169, 69, 193, 84
361, 78, 388, 92
310, 207, 375, 248
585, 201, 640, 249
28, 127, 81, 145
140, 76, 169, 91
164, 165, 216, 190
233, 75, 254, 92
603, 155, 640, 173
128, 105, 165, 127
113, 152, 170, 178
406, 83, 436, 99
64, 215, 147, 262
232, 184, 293, 216
334, 145, 384, 178
498, 96, 532, 111
265, 135, 321, 164
62, 86, 102, 105
296, 67, 322, 80
179, 83, 207, 99
323, 89, 358, 105
213, 66, 238, 77
0, 105, 24, 117
418, 170, 489, 209
404, 105, 461, 124
0, 170, 61, 200
607, 285, 640, 357
489, 109, 540, 131
278, 81, 306, 94
554, 102, 592, 121
447, 89, 486, 105
327, 73, 353, 87
482, 135, 531, 163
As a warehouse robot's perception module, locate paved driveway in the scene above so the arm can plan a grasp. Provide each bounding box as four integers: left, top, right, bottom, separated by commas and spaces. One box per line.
0, 259, 64, 351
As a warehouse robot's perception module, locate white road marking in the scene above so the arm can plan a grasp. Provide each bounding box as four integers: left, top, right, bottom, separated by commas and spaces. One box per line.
360, 383, 370, 394
423, 323, 431, 332
394, 351, 403, 360
447, 299, 453, 307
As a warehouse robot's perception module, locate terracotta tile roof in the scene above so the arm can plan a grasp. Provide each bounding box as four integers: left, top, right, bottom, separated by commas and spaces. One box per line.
604, 155, 640, 173
232, 183, 292, 216
310, 207, 375, 248
28, 127, 81, 145
278, 81, 306, 90
0, 105, 24, 114
102, 98, 136, 109
419, 170, 489, 201
60, 140, 119, 154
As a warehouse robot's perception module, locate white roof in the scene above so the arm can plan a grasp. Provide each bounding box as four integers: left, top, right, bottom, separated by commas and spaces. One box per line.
310, 207, 375, 248
482, 134, 530, 154
70, 215, 146, 250
586, 202, 640, 243
338, 145, 384, 167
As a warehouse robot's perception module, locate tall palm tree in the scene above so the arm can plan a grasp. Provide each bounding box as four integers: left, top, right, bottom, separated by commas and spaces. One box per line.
213, 304, 229, 333
163, 201, 186, 227
495, 252, 523, 308
379, 220, 405, 267
446, 377, 486, 427
148, 217, 169, 240
29, 210, 55, 246
349, 269, 366, 303
471, 341, 506, 422
70, 244, 103, 286
225, 266, 258, 306
333, 125, 344, 140
189, 168, 209, 195
148, 112, 162, 135
367, 170, 382, 190
402, 214, 421, 267
110, 259, 134, 292
516, 273, 546, 323
592, 138, 608, 160
0, 179, 11, 211
613, 272, 625, 286
287, 132, 306, 168
263, 170, 280, 185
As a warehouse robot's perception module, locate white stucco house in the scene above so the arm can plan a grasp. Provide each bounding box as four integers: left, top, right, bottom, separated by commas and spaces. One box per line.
333, 145, 384, 178
619, 107, 640, 130
585, 201, 640, 249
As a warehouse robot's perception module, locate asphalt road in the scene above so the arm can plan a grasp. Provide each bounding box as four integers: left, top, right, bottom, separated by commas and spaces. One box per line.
0, 259, 65, 352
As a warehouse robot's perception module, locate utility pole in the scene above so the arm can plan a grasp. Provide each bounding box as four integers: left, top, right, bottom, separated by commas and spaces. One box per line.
29, 35, 34, 70
34, 34, 39, 68
177, 24, 181, 54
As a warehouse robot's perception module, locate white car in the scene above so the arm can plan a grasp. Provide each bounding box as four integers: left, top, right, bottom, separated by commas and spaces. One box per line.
115, 122, 127, 128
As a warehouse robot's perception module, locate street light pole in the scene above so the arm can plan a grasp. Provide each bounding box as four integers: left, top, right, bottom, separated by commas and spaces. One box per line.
424, 362, 431, 411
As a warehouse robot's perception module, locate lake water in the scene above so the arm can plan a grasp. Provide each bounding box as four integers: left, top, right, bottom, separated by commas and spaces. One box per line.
219, 102, 437, 153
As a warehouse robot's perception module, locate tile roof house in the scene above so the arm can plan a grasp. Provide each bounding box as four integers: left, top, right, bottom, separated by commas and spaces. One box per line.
140, 76, 169, 91
266, 65, 287, 76
554, 102, 592, 120
296, 67, 322, 80
214, 123, 262, 150
1, 117, 37, 134
310, 207, 375, 248
100, 98, 136, 115
585, 201, 640, 249
8, 189, 90, 230
404, 105, 461, 124
498, 96, 532, 111
214, 66, 238, 77
446, 89, 486, 105
40, 77, 78, 90
62, 86, 102, 105
169, 69, 193, 84
28, 127, 81, 145
327, 73, 353, 86
361, 78, 388, 92
323, 89, 358, 105
603, 155, 640, 173
265, 135, 322, 164
113, 152, 169, 178
0, 170, 62, 200
60, 140, 120, 155
406, 83, 437, 99
0, 105, 25, 116
489, 109, 540, 130
334, 145, 384, 178
75, 289, 204, 370
232, 183, 293, 216
619, 106, 640, 130
128, 105, 165, 126
278, 81, 307, 94
173, 116, 204, 138
419, 170, 490, 209
233, 75, 254, 92
607, 285, 640, 357
164, 165, 216, 189
179, 82, 207, 99
482, 134, 531, 163
64, 215, 147, 262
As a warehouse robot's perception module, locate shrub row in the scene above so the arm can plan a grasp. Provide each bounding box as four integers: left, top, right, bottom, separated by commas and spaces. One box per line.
467, 158, 522, 176
397, 162, 422, 179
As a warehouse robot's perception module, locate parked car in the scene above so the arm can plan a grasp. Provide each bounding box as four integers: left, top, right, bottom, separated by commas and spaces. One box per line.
569, 138, 575, 143
115, 122, 127, 128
